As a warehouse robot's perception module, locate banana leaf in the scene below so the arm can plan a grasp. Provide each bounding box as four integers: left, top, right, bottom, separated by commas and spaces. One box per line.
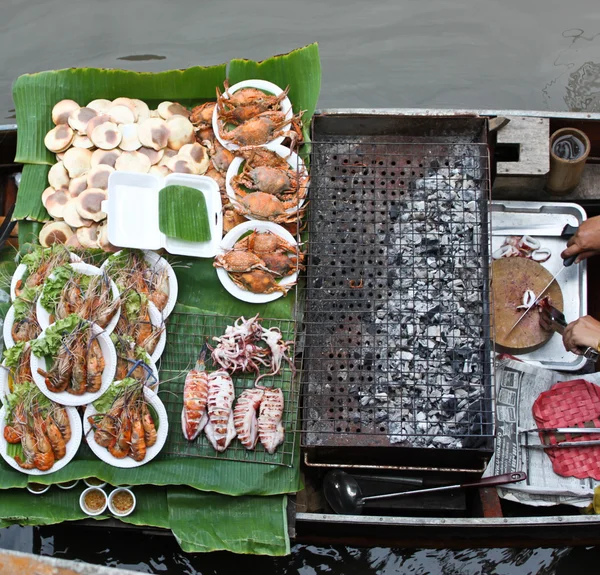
13, 65, 227, 166
0, 486, 288, 555
11, 43, 320, 223
13, 165, 49, 222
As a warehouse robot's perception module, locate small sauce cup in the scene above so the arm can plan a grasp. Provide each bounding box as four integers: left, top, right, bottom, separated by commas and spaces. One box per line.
26, 483, 50, 495
108, 487, 136, 517
57, 479, 80, 490
80, 487, 108, 516
83, 477, 107, 489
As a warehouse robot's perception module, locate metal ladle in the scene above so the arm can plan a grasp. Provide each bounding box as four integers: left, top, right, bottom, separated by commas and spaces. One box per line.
323, 470, 527, 515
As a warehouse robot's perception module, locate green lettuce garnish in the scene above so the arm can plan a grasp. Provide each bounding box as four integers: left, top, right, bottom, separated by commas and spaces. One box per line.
39, 265, 73, 312
3, 341, 27, 368
13, 285, 38, 321
30, 314, 82, 358
92, 378, 135, 413
5, 380, 52, 420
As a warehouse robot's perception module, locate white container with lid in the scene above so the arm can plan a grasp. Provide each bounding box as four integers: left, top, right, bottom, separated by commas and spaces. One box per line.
104, 171, 222, 258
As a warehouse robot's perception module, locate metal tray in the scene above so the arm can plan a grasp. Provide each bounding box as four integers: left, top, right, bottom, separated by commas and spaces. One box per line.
491, 201, 587, 371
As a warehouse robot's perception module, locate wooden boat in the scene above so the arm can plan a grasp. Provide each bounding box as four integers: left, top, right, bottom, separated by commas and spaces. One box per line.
3, 107, 600, 549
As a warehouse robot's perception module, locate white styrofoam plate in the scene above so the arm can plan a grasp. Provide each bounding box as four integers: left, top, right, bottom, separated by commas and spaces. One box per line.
31, 322, 117, 407
216, 221, 298, 304
147, 301, 166, 364
3, 306, 20, 350
225, 143, 308, 220
100, 249, 178, 319
36, 262, 121, 335
83, 385, 168, 468
104, 171, 222, 258
0, 404, 82, 475
212, 79, 293, 151
10, 251, 81, 302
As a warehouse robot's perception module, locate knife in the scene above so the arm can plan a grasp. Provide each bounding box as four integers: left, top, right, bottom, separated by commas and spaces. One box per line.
507, 255, 578, 335
491, 224, 579, 237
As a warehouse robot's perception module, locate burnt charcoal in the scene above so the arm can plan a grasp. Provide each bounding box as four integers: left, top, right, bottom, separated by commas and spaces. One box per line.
363, 352, 374, 369
313, 277, 324, 289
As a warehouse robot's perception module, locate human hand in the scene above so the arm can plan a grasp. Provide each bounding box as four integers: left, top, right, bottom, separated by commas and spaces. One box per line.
562, 315, 600, 355
561, 216, 600, 263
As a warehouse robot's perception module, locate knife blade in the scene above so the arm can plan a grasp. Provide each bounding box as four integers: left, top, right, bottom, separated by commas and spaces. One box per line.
506, 255, 577, 335
491, 223, 579, 237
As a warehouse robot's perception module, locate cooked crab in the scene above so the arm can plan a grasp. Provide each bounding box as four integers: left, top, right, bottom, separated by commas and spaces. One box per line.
229, 270, 295, 295
230, 191, 305, 224
213, 250, 273, 273
233, 230, 298, 255
218, 110, 302, 149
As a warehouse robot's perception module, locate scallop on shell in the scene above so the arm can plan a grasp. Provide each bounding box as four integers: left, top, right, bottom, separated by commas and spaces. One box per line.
138, 118, 169, 151
63, 148, 93, 178
87, 165, 115, 190
118, 123, 142, 151
166, 116, 195, 151
75, 188, 107, 222
115, 151, 151, 173
44, 125, 74, 153
68, 107, 97, 134
91, 148, 122, 168
51, 100, 80, 126
48, 162, 70, 190
90, 122, 122, 150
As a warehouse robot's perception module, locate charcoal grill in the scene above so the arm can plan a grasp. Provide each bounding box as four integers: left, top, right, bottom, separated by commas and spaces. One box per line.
300, 115, 494, 470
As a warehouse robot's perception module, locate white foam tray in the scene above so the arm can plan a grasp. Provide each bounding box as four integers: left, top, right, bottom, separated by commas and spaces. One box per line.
104, 171, 222, 258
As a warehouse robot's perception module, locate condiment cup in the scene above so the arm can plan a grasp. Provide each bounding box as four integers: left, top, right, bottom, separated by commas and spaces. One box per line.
83, 477, 107, 489
57, 479, 80, 490
108, 487, 136, 517
26, 483, 50, 495
80, 487, 108, 516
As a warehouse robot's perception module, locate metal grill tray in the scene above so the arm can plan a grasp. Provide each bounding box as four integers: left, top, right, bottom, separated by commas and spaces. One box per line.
491, 201, 587, 371
300, 116, 494, 467
159, 312, 299, 467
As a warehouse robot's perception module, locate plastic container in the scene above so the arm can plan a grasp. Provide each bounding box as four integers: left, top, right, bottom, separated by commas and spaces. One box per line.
108, 487, 136, 517
30, 321, 117, 407
26, 483, 50, 495
36, 262, 121, 334
546, 127, 591, 195
80, 487, 108, 516
212, 79, 293, 151
104, 171, 222, 257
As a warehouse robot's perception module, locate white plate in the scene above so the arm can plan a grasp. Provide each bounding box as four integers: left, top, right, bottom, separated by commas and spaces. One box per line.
212, 79, 293, 151
3, 306, 18, 350
31, 322, 117, 407
10, 252, 81, 301
216, 221, 298, 304
0, 404, 82, 475
83, 385, 168, 468
36, 262, 121, 335
146, 302, 167, 363
225, 143, 308, 221
101, 250, 178, 319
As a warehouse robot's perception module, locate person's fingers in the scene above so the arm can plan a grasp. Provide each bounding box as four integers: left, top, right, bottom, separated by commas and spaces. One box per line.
562, 244, 581, 259
562, 323, 575, 352
575, 250, 598, 263
566, 236, 577, 247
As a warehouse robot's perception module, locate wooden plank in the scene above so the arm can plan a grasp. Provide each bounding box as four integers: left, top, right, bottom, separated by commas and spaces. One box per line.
496, 116, 550, 176
479, 487, 504, 518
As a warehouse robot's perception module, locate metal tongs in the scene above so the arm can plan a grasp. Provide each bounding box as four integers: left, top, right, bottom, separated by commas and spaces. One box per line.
520, 426, 600, 449
539, 302, 599, 361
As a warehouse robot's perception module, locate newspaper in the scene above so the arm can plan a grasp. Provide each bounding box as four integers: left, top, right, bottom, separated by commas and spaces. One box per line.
486, 357, 600, 507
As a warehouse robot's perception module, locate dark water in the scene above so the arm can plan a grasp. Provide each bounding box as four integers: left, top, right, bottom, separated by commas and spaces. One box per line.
2, 0, 600, 571
2, 523, 599, 574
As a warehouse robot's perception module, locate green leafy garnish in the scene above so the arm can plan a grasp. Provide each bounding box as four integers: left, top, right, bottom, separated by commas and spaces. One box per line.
159, 185, 211, 243
13, 285, 38, 321
5, 380, 52, 419
123, 290, 147, 321
92, 378, 135, 412
30, 314, 82, 358
39, 265, 73, 312
3, 341, 27, 368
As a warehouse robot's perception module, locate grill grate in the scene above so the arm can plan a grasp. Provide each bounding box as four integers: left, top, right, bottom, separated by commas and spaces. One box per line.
300, 135, 493, 453
158, 311, 299, 466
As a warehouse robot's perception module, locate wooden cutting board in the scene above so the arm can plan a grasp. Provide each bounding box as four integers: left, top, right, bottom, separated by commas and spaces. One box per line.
492, 258, 564, 354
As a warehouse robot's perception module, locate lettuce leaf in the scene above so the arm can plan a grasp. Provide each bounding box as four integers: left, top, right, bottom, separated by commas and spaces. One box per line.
29, 314, 82, 358
3, 341, 27, 368
13, 285, 38, 321
39, 265, 73, 312
5, 380, 52, 419
92, 378, 135, 413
